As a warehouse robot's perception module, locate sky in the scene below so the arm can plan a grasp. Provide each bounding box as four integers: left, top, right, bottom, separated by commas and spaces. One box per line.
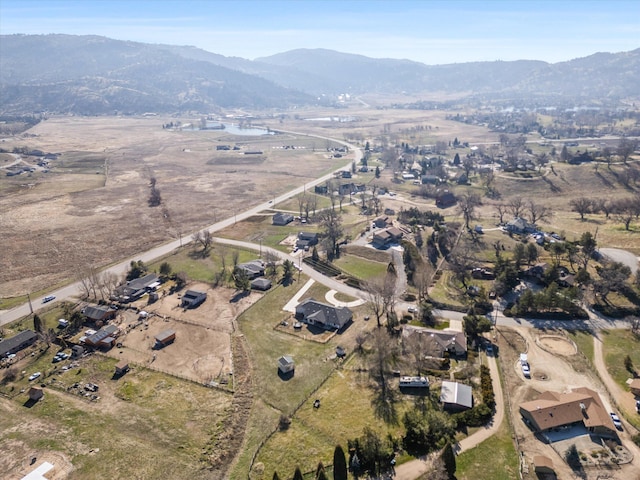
1, 0, 639, 65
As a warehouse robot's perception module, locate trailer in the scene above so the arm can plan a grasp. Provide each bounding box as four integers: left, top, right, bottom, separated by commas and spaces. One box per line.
154, 329, 176, 348
399, 376, 429, 388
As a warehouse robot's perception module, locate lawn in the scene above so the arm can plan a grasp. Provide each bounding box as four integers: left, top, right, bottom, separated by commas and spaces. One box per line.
253, 358, 413, 479
455, 407, 519, 480
566, 329, 595, 363
334, 253, 388, 280
601, 329, 640, 388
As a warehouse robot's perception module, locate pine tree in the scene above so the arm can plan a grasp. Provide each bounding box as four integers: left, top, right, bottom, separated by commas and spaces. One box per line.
333, 445, 348, 480
272, 472, 281, 480
441, 441, 456, 479
33, 314, 44, 334
316, 461, 328, 480
293, 467, 304, 480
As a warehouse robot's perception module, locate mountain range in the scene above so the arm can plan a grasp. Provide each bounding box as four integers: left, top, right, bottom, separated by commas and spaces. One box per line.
1, 34, 638, 115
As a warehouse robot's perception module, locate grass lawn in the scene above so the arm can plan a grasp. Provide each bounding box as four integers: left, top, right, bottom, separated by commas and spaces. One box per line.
334, 254, 388, 280
253, 358, 412, 479
601, 329, 640, 388
566, 329, 595, 363
455, 408, 519, 480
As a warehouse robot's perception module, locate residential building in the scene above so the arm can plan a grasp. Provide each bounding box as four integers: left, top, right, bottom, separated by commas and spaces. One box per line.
505, 217, 536, 234
519, 387, 617, 437
435, 191, 456, 208
278, 355, 295, 374
295, 298, 353, 330
237, 260, 266, 279
83, 305, 116, 323
402, 326, 468, 358
296, 232, 319, 250
0, 330, 38, 358
272, 212, 294, 226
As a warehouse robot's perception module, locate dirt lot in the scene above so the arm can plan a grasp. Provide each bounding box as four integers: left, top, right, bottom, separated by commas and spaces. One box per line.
496, 326, 636, 479
106, 283, 261, 385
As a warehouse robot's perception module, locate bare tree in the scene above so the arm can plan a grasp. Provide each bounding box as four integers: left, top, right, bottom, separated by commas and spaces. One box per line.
403, 330, 431, 375
368, 328, 399, 405
457, 193, 481, 229
617, 137, 638, 164
527, 200, 551, 225
508, 197, 525, 219
192, 230, 213, 257
297, 194, 306, 218
365, 278, 386, 328
570, 197, 594, 221
494, 203, 508, 224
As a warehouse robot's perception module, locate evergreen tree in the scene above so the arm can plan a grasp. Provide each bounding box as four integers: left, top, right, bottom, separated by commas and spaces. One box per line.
33, 314, 44, 334
272, 472, 281, 480
293, 467, 304, 480
441, 441, 457, 479
333, 445, 348, 480
316, 462, 327, 480
375, 166, 381, 178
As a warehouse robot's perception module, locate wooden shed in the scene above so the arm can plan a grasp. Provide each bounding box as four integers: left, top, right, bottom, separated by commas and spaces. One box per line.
155, 329, 176, 348
29, 387, 44, 401
115, 360, 129, 376
278, 355, 295, 374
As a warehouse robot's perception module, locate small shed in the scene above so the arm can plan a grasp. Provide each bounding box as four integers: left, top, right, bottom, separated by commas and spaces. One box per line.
29, 387, 44, 401
155, 329, 176, 348
115, 360, 129, 376
278, 355, 295, 374
629, 378, 640, 396
251, 277, 272, 291
71, 345, 85, 358
533, 455, 555, 475
181, 290, 207, 309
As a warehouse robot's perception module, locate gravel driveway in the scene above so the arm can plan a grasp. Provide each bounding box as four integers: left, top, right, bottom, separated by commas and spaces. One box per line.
599, 247, 639, 274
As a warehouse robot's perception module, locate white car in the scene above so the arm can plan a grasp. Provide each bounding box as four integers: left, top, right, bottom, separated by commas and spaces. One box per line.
521, 363, 531, 378
407, 306, 418, 314
610, 412, 623, 430
28, 372, 42, 381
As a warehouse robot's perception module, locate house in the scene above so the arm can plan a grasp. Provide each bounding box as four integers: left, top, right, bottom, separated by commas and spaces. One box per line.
519, 387, 617, 437
435, 191, 456, 208
29, 387, 44, 402
155, 329, 176, 348
471, 267, 495, 280
295, 298, 353, 330
401, 172, 415, 180
523, 262, 549, 281
278, 355, 295, 374
402, 326, 468, 358
421, 174, 441, 185
115, 360, 129, 376
373, 216, 389, 228
341, 170, 352, 179
0, 330, 38, 358
113, 273, 160, 302
314, 185, 328, 195
251, 277, 272, 291
338, 183, 355, 195
181, 290, 207, 308
84, 324, 120, 350
237, 260, 266, 279
505, 217, 536, 235
440, 381, 473, 411
296, 232, 319, 250
629, 378, 640, 396
372, 227, 403, 248
83, 305, 116, 323
272, 212, 294, 226
455, 173, 469, 184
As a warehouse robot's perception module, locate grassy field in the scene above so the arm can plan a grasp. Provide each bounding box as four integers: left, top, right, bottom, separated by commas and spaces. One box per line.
455, 401, 519, 480
566, 329, 595, 363
0, 355, 233, 480
601, 329, 640, 388
334, 253, 388, 280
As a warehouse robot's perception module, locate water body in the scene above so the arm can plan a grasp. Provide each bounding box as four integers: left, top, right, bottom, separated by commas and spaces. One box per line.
209, 122, 274, 136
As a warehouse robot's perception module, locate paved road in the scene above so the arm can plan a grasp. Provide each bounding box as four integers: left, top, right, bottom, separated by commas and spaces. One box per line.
0, 131, 361, 327
600, 247, 639, 274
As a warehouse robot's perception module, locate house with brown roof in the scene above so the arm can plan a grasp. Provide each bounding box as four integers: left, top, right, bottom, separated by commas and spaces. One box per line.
402, 325, 468, 358
519, 387, 617, 438
372, 227, 403, 248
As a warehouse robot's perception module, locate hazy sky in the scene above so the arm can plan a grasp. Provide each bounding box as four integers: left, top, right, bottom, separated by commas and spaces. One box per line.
2, 0, 639, 64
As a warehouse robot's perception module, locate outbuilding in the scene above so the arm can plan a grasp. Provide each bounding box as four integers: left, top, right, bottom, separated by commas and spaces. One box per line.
155, 329, 176, 348
115, 360, 129, 376
278, 355, 295, 374
29, 387, 44, 402
181, 290, 207, 309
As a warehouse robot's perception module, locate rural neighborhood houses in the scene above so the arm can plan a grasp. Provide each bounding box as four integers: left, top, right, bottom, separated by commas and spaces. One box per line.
402, 326, 468, 358
112, 273, 160, 302
272, 212, 294, 226
295, 298, 353, 331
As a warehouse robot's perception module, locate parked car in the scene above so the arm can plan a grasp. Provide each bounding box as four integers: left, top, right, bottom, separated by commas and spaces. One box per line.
636, 400, 640, 413
28, 372, 41, 381
521, 363, 531, 378
486, 344, 494, 355
42, 295, 56, 303
610, 412, 623, 430
407, 306, 418, 314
